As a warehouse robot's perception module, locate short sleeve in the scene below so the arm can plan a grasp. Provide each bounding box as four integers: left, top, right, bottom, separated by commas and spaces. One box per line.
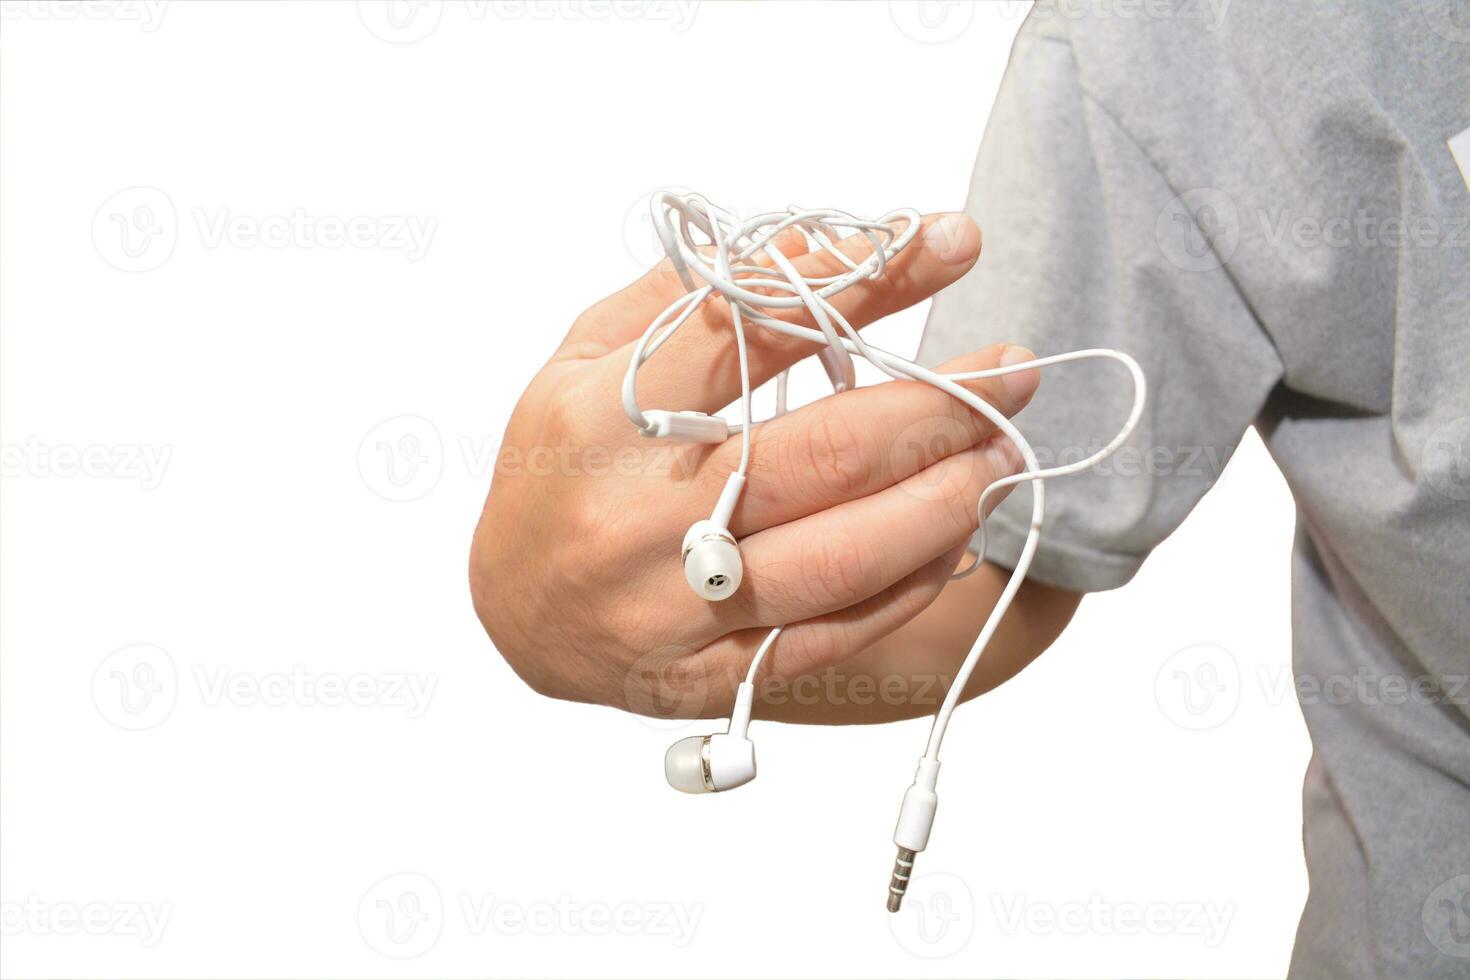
919, 16, 1283, 593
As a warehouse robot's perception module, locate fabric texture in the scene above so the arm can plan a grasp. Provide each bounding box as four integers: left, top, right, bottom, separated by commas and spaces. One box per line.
919, 2, 1470, 976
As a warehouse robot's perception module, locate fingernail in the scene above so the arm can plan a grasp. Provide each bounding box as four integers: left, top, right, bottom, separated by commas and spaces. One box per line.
1000, 345, 1039, 406
923, 213, 980, 265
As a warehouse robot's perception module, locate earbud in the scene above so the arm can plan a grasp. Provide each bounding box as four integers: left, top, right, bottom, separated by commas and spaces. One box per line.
682, 520, 742, 600
664, 733, 756, 793
681, 472, 746, 602
665, 682, 757, 793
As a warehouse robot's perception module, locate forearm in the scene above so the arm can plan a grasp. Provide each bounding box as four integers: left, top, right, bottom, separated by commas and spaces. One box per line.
756, 561, 1081, 724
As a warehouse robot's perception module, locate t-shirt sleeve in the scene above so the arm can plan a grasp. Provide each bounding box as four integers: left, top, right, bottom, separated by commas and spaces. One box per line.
919, 17, 1283, 593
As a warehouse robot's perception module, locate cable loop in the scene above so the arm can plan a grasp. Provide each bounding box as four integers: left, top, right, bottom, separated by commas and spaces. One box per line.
622, 191, 1146, 763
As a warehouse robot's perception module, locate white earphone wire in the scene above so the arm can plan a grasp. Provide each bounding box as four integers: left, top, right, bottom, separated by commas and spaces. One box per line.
630, 193, 1145, 883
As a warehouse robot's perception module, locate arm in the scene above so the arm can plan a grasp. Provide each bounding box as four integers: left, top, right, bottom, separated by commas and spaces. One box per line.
757, 561, 1081, 724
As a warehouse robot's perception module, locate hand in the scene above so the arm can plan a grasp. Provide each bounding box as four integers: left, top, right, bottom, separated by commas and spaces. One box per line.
469, 212, 1040, 719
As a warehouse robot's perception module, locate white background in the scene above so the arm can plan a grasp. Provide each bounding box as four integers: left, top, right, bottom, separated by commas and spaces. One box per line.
0, 2, 1308, 977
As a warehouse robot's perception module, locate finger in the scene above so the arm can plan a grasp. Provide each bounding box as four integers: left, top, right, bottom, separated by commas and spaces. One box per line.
757, 541, 968, 684
622, 212, 980, 415
651, 543, 965, 719
689, 541, 969, 718
556, 226, 811, 362
711, 344, 1039, 536
710, 431, 1023, 630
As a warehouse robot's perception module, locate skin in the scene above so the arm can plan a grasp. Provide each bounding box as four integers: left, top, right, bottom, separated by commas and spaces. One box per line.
470, 212, 1081, 723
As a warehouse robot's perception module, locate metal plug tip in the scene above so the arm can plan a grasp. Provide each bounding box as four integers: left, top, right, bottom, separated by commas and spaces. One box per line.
887, 846, 917, 913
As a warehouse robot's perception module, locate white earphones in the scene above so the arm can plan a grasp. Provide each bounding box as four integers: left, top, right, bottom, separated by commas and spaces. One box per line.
680, 472, 746, 601
666, 694, 754, 794
663, 627, 778, 793
622, 191, 1146, 909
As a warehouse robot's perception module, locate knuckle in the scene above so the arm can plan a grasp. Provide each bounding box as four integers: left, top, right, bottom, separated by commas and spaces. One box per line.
547, 375, 614, 448
935, 457, 982, 533
699, 444, 741, 491
568, 310, 598, 343
642, 258, 689, 298
770, 624, 835, 675
741, 557, 802, 618
539, 390, 583, 444
892, 567, 946, 623
943, 391, 990, 446
557, 503, 641, 589
602, 590, 663, 654
799, 522, 872, 608
521, 665, 574, 702
563, 498, 607, 548
791, 409, 869, 501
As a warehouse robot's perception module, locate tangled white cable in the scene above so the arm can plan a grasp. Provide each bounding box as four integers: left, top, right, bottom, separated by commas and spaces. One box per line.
623, 190, 1146, 910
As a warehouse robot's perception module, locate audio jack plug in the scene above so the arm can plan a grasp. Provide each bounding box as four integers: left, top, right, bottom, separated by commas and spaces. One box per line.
886, 757, 940, 913
887, 847, 917, 912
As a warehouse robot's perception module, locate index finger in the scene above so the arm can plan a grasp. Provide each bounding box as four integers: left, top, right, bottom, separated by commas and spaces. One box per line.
619, 212, 982, 417
708, 344, 1040, 537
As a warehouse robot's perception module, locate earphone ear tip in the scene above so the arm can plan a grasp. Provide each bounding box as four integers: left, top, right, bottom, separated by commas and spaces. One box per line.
682, 522, 743, 601
665, 735, 712, 794
664, 733, 756, 793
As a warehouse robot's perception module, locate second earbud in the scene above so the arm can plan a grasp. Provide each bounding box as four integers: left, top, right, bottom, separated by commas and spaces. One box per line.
665, 681, 757, 793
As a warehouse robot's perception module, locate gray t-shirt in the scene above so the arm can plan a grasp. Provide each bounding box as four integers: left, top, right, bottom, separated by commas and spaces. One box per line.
919, 3, 1470, 976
